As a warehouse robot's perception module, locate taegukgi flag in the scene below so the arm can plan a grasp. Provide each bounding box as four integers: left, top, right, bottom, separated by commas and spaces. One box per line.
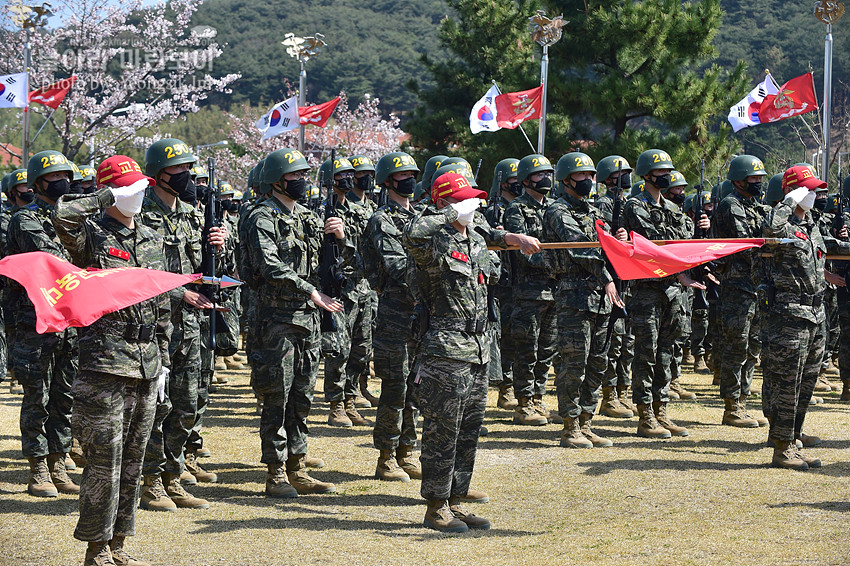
469, 84, 500, 134
0, 72, 29, 109
255, 95, 299, 139
728, 75, 779, 132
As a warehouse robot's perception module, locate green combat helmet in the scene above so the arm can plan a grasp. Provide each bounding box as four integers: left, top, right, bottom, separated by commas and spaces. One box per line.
413, 181, 425, 201
720, 179, 734, 200
727, 155, 767, 181
349, 155, 376, 173
261, 149, 310, 186
668, 170, 688, 191
491, 158, 520, 197
27, 150, 74, 189
596, 155, 632, 184
517, 154, 553, 183
78, 164, 95, 183
318, 156, 354, 188
826, 192, 840, 213
246, 167, 254, 191
1, 173, 8, 196
432, 158, 478, 187
629, 180, 645, 198
765, 174, 784, 205
191, 164, 209, 181
70, 162, 83, 182
5, 169, 27, 196
254, 159, 270, 195
218, 182, 235, 197
145, 138, 195, 178
842, 174, 850, 199
375, 151, 419, 186
555, 152, 595, 182
635, 149, 674, 177
683, 188, 711, 214
421, 155, 448, 192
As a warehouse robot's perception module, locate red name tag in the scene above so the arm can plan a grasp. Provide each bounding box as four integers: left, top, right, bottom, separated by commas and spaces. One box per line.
450, 251, 469, 263
794, 231, 807, 241
478, 273, 484, 284
108, 247, 130, 260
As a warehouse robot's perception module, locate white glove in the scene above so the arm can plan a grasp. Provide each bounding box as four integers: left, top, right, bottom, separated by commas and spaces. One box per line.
157, 367, 169, 403
450, 198, 480, 227
784, 187, 811, 207
110, 179, 149, 216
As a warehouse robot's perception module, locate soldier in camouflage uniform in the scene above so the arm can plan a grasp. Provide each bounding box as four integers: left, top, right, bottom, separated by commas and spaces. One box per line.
683, 190, 714, 374
363, 151, 421, 482
810, 187, 840, 394
247, 148, 339, 497
53, 156, 171, 566
503, 153, 558, 426
405, 171, 540, 532
318, 156, 373, 428
622, 149, 709, 439
7, 150, 79, 497
0, 169, 29, 394
543, 153, 627, 449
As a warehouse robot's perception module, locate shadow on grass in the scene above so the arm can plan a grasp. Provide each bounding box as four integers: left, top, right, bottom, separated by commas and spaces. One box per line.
767, 500, 850, 512
575, 457, 764, 475
0, 496, 78, 515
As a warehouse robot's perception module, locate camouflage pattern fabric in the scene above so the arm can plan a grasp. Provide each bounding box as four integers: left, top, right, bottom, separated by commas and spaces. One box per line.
484, 196, 516, 386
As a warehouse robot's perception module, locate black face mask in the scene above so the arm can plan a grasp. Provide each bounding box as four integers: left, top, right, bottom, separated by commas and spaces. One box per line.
393, 176, 416, 198
505, 181, 523, 196
668, 192, 686, 206
745, 181, 763, 197
44, 178, 70, 200
355, 175, 374, 192
163, 170, 196, 203
17, 189, 35, 204
68, 181, 83, 195
281, 178, 307, 201
649, 173, 671, 190
617, 174, 632, 189
572, 178, 593, 197
531, 176, 552, 194
336, 177, 354, 192
813, 197, 827, 212
222, 200, 237, 212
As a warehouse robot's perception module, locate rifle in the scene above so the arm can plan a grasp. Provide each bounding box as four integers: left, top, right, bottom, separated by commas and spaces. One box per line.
691, 159, 710, 310
474, 158, 483, 183
488, 170, 502, 218
318, 149, 346, 333
832, 191, 846, 241
608, 160, 627, 322
201, 157, 226, 349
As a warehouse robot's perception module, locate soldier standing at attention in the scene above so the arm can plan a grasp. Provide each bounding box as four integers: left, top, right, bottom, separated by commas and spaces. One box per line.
622, 149, 709, 439
503, 154, 558, 426
53, 156, 171, 566
405, 172, 540, 532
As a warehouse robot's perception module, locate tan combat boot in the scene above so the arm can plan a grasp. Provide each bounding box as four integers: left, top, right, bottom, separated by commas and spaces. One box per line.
47, 453, 79, 494
653, 401, 689, 437
579, 413, 613, 447
64, 454, 76, 471
513, 397, 548, 426
359, 373, 379, 407
286, 454, 336, 494
771, 440, 808, 471
722, 398, 759, 428
458, 488, 489, 503
304, 454, 325, 469
682, 347, 694, 366
265, 462, 298, 498
560, 416, 593, 449
617, 386, 636, 413
636, 404, 671, 439
84, 541, 115, 566
230, 352, 246, 363
139, 475, 177, 511
375, 449, 410, 482
109, 536, 151, 566
184, 451, 217, 483
448, 495, 490, 530
344, 396, 372, 426
599, 386, 633, 418
163, 471, 210, 508
794, 448, 822, 468
214, 356, 227, 371
670, 377, 696, 400
693, 355, 709, 373
814, 372, 833, 392
423, 499, 468, 533
353, 394, 371, 408
11, 379, 24, 394
70, 437, 88, 468
396, 445, 422, 479
796, 432, 822, 448
740, 395, 768, 427
532, 393, 552, 422
224, 356, 244, 370
213, 373, 228, 385
179, 467, 197, 485
328, 400, 353, 427
497, 384, 518, 410
27, 456, 58, 497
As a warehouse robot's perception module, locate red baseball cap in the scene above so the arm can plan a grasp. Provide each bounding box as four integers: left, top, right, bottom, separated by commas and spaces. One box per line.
97, 155, 155, 188
782, 165, 827, 191
432, 172, 487, 202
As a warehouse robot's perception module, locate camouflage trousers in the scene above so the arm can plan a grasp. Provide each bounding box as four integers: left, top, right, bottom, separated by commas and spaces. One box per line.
0, 303, 7, 377
493, 285, 514, 387
824, 285, 839, 360
72, 371, 156, 542
689, 308, 709, 356
602, 315, 633, 389
555, 307, 610, 419
373, 290, 418, 451
143, 310, 200, 476
708, 299, 722, 378
486, 291, 501, 384
761, 311, 823, 442
718, 285, 760, 399
187, 316, 214, 453
510, 298, 558, 399
12, 325, 77, 458
251, 311, 320, 464
416, 355, 487, 501
630, 284, 686, 406
324, 287, 373, 402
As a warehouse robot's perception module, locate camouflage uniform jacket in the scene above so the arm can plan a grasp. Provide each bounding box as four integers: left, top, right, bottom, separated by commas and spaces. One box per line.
594, 188, 623, 226
237, 196, 267, 287
331, 195, 371, 297
711, 191, 770, 286
346, 190, 377, 216
52, 189, 171, 379
363, 198, 416, 296
404, 205, 506, 364
482, 197, 513, 287
542, 193, 614, 314
503, 191, 555, 300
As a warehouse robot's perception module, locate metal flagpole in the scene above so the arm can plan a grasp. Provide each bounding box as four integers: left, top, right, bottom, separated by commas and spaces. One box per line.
23, 27, 31, 163
537, 44, 548, 154
815, 1, 845, 186
529, 11, 566, 156
282, 33, 326, 155
298, 60, 306, 153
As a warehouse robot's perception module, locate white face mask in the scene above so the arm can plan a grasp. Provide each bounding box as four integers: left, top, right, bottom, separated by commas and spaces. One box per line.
798, 190, 816, 212
111, 179, 149, 217
451, 198, 479, 226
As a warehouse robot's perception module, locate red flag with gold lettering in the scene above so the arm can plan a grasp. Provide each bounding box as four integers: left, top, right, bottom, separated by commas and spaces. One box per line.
0, 251, 198, 333
298, 96, 340, 127
494, 85, 543, 129
594, 221, 765, 280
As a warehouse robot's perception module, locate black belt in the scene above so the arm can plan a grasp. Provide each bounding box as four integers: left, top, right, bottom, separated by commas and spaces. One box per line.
96, 319, 156, 342
429, 316, 487, 334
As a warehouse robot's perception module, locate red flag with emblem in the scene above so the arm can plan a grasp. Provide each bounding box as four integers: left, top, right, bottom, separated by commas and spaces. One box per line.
594, 221, 766, 280
29, 76, 77, 109
494, 85, 543, 129
757, 72, 818, 124
298, 96, 340, 127
0, 251, 199, 333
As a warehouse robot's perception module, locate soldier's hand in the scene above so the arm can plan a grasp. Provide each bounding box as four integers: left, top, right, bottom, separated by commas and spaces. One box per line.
840, 226, 849, 240
697, 214, 710, 232
208, 226, 226, 250
614, 227, 628, 241
825, 269, 846, 287
677, 272, 706, 290
183, 289, 214, 309
311, 289, 343, 312
505, 233, 541, 255
604, 281, 625, 309
324, 217, 345, 240
706, 272, 720, 286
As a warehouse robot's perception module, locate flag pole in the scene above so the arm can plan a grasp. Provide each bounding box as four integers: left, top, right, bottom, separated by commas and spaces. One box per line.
22, 27, 31, 164
814, 1, 844, 185
29, 107, 56, 144
529, 11, 566, 156
537, 46, 548, 154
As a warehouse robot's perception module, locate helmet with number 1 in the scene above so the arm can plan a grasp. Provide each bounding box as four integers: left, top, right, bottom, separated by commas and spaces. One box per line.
491, 158, 519, 195
517, 154, 553, 183
261, 149, 309, 186
555, 152, 596, 182
635, 149, 674, 177
144, 138, 196, 177
421, 155, 448, 191
727, 155, 767, 181
596, 155, 632, 184
318, 156, 355, 186
375, 151, 419, 186
27, 150, 74, 189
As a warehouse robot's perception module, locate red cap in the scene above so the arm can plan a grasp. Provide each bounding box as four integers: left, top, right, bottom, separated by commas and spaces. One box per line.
782, 165, 827, 191
97, 156, 155, 188
432, 172, 487, 202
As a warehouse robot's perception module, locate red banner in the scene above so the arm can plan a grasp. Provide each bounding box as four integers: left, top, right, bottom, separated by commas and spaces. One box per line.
29, 76, 77, 109
298, 96, 340, 127
0, 251, 198, 333
495, 85, 543, 129
595, 220, 765, 280
758, 72, 817, 124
